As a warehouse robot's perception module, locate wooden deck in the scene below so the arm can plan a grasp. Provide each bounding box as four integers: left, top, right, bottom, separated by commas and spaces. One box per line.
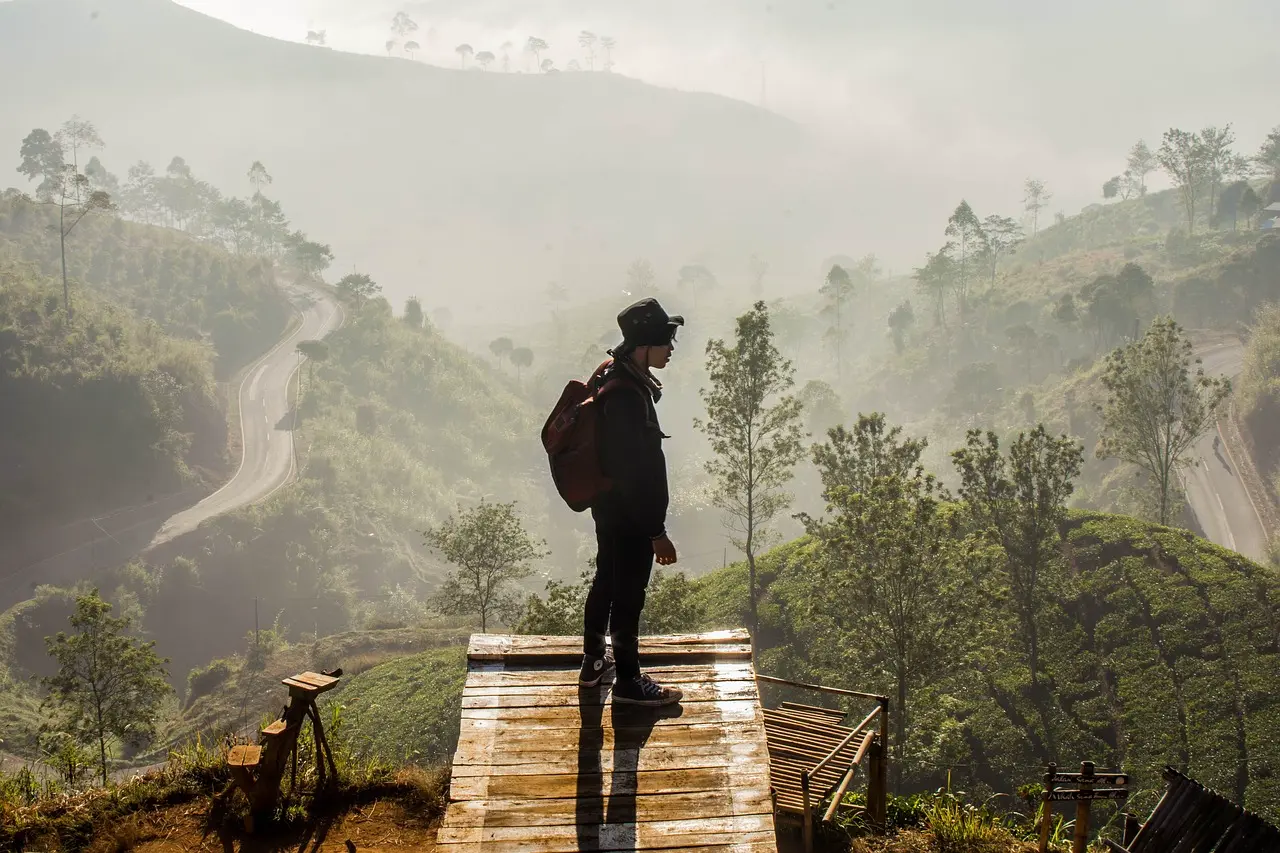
437, 630, 777, 852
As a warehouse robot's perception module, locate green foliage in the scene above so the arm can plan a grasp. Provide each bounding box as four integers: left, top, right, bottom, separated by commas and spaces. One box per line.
516, 570, 591, 635
338, 646, 467, 766
953, 426, 1083, 684
337, 272, 381, 308
425, 499, 548, 632
1096, 316, 1231, 524
183, 658, 232, 707
0, 262, 220, 529
41, 591, 171, 785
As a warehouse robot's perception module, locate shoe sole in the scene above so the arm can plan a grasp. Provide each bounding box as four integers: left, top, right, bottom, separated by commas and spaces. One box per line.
612, 693, 683, 707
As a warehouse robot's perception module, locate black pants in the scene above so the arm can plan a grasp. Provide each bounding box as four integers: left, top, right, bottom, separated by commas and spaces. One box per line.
583, 522, 654, 679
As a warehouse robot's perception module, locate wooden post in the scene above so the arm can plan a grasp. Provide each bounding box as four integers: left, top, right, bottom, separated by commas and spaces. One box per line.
1073, 761, 1094, 853
867, 696, 889, 833
801, 769, 813, 853
1038, 763, 1055, 853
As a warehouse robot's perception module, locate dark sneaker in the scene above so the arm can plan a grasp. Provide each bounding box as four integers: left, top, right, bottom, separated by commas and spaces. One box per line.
612, 674, 683, 706
578, 651, 616, 687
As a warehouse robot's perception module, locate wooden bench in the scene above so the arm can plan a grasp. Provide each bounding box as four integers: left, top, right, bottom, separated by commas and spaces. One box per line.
757, 675, 889, 853
221, 668, 342, 831
1103, 767, 1280, 853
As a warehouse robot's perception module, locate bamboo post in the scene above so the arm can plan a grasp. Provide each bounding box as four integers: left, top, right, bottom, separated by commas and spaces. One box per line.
1123, 812, 1141, 846
1073, 761, 1095, 853
1039, 763, 1056, 853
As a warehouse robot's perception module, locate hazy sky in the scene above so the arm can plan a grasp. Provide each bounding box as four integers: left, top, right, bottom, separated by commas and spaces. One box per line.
173, 0, 1279, 223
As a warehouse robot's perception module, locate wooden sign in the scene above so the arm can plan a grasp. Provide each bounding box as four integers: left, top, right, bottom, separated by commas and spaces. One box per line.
1038, 761, 1131, 853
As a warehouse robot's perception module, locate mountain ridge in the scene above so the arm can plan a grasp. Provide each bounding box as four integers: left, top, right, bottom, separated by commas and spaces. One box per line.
0, 0, 868, 331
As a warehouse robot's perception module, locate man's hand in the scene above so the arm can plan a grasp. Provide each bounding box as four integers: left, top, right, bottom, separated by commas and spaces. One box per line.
652, 534, 678, 566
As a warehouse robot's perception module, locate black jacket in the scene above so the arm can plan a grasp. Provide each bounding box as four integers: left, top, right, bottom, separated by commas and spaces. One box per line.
593, 363, 669, 538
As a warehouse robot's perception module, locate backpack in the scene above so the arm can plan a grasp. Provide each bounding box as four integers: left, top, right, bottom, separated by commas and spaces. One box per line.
541, 359, 635, 512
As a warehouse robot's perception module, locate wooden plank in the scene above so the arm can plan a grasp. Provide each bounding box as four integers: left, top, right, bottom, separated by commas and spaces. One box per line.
448, 766, 771, 801
435, 832, 778, 853
455, 720, 765, 754
464, 663, 754, 687
438, 813, 774, 845
450, 740, 768, 776
467, 633, 754, 663
441, 789, 771, 828
281, 671, 338, 693
779, 701, 846, 720
458, 699, 761, 728
227, 745, 261, 767
461, 681, 759, 708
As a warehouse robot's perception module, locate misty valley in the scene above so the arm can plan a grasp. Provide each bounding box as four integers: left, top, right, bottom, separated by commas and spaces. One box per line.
1, 0, 1280, 851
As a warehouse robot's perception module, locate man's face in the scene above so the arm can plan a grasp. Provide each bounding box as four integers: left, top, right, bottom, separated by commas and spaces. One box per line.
647, 339, 674, 370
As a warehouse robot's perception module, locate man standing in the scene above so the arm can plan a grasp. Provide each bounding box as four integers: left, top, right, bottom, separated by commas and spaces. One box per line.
579, 298, 684, 706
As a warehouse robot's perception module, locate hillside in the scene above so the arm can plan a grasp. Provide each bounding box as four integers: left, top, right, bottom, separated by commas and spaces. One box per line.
692, 510, 1280, 822
0, 0, 880, 330
0, 259, 224, 536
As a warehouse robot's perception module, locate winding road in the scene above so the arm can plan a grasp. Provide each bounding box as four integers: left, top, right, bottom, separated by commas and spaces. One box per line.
146, 282, 343, 549
1182, 340, 1269, 564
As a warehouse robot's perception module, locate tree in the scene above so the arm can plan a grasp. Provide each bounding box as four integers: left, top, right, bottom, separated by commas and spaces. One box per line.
489, 336, 514, 367
978, 214, 1022, 288
425, 500, 547, 632
526, 37, 548, 68
42, 591, 170, 785
626, 258, 656, 294
801, 420, 966, 788
391, 11, 418, 41
1256, 125, 1280, 180
1240, 185, 1262, 228
385, 39, 396, 56
305, 29, 327, 46
945, 200, 983, 311
1052, 292, 1077, 326
1158, 128, 1208, 235
913, 244, 955, 327
694, 301, 805, 634
819, 264, 855, 379
887, 300, 915, 354
456, 43, 473, 68
337, 272, 380, 308
677, 264, 717, 309
797, 380, 844, 438
1126, 140, 1156, 195
809, 412, 927, 504
1103, 176, 1122, 200
247, 160, 272, 195
404, 296, 424, 328
54, 117, 103, 203
579, 31, 598, 70
946, 362, 1003, 419
500, 41, 514, 72
19, 130, 114, 316
1023, 179, 1051, 236
476, 50, 495, 70
293, 237, 334, 278
510, 346, 534, 383
17, 128, 66, 199
952, 426, 1082, 687
599, 36, 616, 71
295, 339, 329, 392
540, 58, 555, 73
404, 40, 420, 58
1096, 316, 1231, 525
83, 156, 119, 196
1198, 125, 1238, 226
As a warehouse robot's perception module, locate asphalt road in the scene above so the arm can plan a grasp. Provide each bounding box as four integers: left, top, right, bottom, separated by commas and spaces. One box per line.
1182, 341, 1269, 564
146, 283, 342, 549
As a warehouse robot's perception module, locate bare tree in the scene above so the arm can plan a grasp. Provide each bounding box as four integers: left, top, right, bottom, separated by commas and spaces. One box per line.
599, 36, 616, 71
1023, 178, 1051, 236
579, 31, 598, 70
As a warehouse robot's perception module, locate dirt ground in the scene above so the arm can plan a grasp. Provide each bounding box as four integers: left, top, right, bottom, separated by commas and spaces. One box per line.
91, 798, 437, 853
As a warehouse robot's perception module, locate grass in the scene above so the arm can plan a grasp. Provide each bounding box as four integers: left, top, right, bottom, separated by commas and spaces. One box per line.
0, 713, 450, 852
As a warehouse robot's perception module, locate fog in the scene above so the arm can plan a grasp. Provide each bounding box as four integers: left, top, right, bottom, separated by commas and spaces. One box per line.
2, 0, 1276, 338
